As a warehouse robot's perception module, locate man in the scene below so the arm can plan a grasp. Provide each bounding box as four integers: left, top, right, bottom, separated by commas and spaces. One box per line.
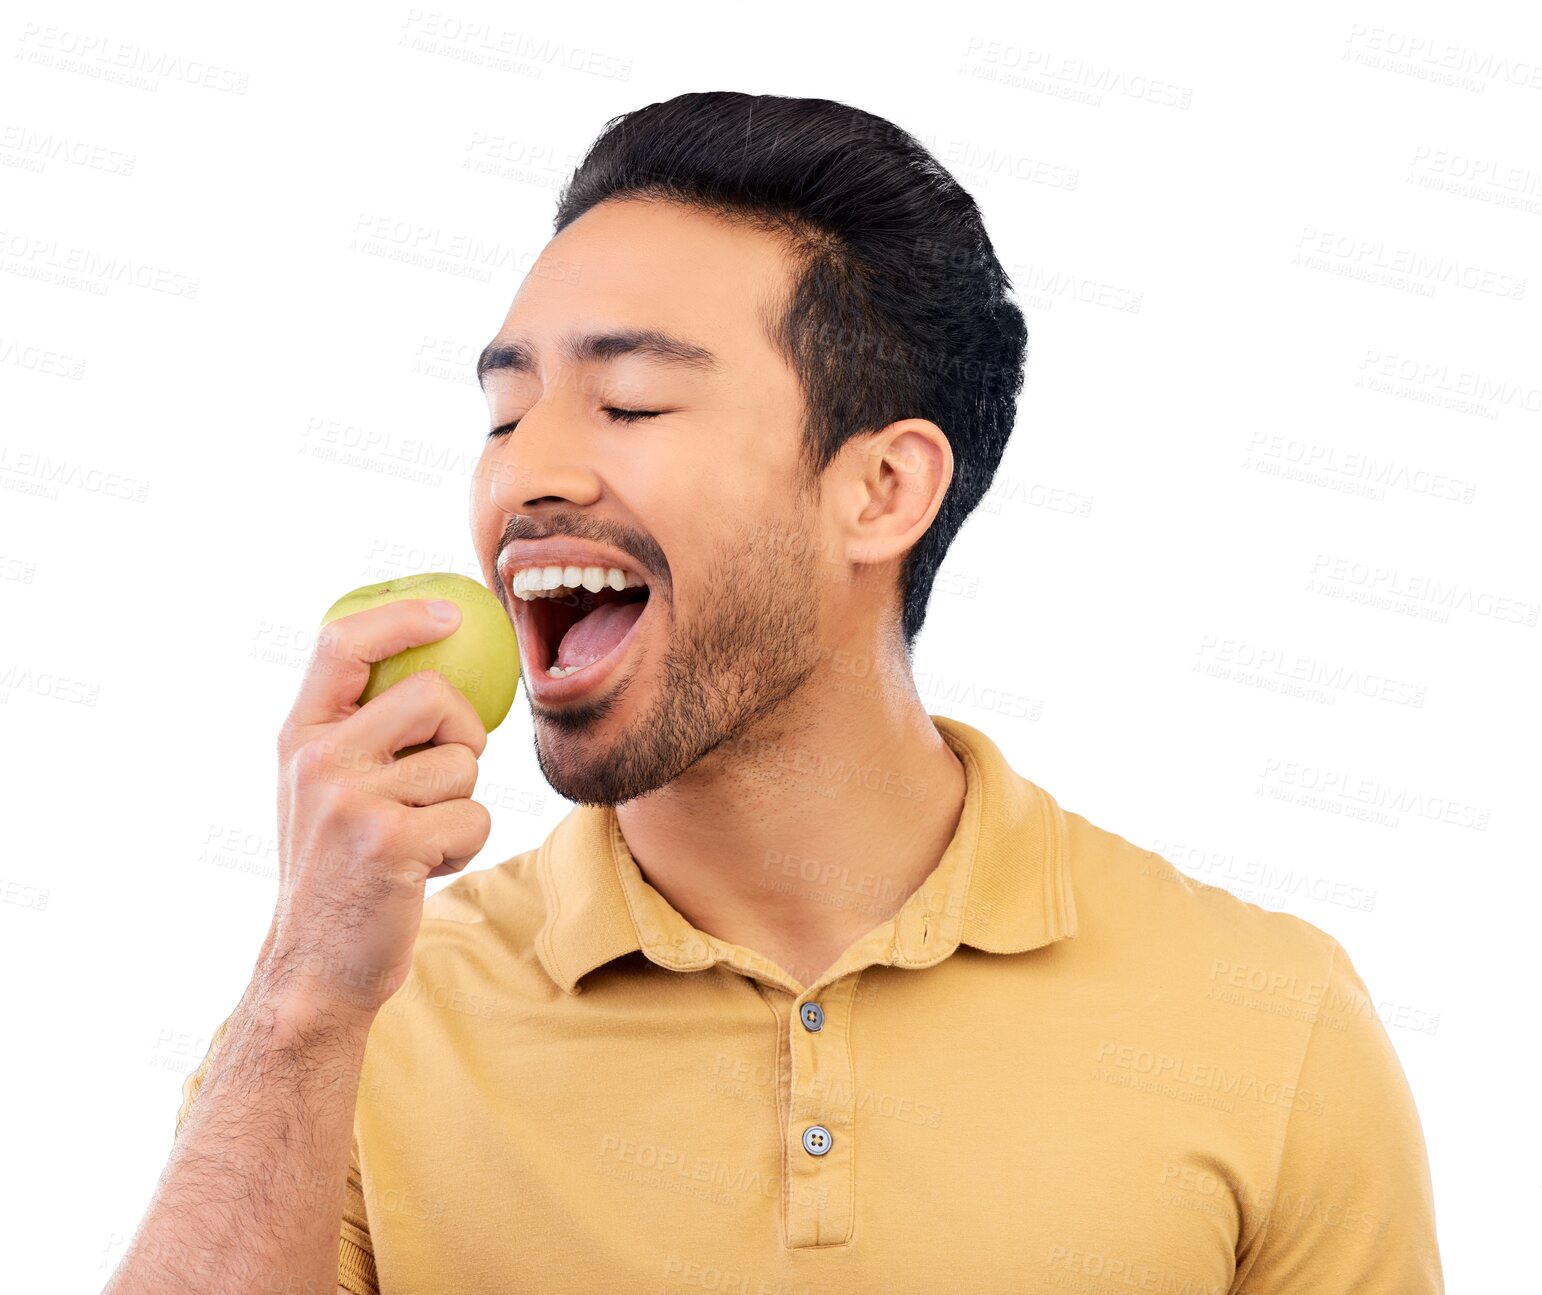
109, 93, 1442, 1293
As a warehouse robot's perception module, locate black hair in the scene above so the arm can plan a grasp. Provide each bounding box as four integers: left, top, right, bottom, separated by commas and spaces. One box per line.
552, 91, 1028, 655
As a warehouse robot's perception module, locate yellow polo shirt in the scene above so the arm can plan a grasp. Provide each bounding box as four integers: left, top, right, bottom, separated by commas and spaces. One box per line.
175, 714, 1442, 1293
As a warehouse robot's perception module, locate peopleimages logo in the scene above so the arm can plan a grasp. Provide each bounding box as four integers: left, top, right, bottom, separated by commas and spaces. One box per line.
1293, 227, 1526, 300
1356, 348, 1542, 418
1094, 1041, 1325, 1113
15, 23, 251, 94
1342, 23, 1542, 92
0, 228, 199, 298
1257, 758, 1490, 831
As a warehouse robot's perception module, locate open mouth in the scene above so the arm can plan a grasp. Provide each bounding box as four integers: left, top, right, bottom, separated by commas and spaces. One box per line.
513, 569, 651, 679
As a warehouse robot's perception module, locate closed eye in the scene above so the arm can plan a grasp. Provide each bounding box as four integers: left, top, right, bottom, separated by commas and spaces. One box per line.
486, 408, 663, 438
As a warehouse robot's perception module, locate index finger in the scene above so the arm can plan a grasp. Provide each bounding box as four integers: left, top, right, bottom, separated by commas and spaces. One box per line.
289, 597, 463, 728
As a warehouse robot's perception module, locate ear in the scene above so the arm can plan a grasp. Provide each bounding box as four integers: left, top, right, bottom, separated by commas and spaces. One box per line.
835, 419, 953, 569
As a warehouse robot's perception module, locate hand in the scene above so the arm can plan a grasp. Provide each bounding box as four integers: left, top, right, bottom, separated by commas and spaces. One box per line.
263, 598, 493, 1017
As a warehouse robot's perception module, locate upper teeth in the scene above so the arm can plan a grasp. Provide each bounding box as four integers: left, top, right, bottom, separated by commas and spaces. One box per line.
511, 565, 645, 600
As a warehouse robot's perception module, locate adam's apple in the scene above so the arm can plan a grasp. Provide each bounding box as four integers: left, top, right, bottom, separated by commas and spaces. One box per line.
321, 571, 520, 754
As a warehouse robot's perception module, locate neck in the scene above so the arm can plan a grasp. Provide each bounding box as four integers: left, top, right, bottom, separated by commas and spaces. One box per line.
614, 662, 967, 991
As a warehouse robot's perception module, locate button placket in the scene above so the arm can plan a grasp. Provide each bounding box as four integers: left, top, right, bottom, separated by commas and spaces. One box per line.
784, 975, 860, 1248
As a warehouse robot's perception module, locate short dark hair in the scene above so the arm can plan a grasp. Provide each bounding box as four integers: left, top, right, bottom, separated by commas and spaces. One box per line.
553, 92, 1028, 655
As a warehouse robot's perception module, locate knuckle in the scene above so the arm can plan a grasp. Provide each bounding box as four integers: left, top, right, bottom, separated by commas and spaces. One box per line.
351, 805, 405, 860
292, 737, 335, 781
398, 669, 448, 707
411, 667, 449, 691
307, 781, 355, 831
451, 744, 480, 789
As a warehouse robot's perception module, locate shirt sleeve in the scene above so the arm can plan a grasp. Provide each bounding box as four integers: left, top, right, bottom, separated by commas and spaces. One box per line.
173, 1008, 236, 1141
338, 1135, 378, 1295
174, 1004, 379, 1295
1233, 939, 1443, 1293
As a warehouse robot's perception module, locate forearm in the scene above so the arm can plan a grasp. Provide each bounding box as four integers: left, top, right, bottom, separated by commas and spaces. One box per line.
105, 981, 374, 1295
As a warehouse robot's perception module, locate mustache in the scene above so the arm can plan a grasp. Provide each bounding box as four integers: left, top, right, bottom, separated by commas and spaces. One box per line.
499, 517, 669, 591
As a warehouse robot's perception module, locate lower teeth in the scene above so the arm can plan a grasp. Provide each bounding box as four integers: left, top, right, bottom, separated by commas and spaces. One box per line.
547, 663, 582, 678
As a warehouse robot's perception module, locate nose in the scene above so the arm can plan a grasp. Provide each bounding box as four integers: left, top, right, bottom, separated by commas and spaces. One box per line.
483, 395, 603, 514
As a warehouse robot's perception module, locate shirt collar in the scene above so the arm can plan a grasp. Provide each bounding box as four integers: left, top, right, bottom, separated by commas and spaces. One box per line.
534, 713, 1078, 996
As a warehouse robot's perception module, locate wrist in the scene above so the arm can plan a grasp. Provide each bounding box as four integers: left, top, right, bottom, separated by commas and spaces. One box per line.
251, 977, 382, 1042
258, 944, 404, 1026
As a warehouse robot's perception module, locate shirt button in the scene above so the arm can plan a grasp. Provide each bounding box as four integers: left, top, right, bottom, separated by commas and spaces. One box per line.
802, 1124, 833, 1157
800, 1002, 825, 1032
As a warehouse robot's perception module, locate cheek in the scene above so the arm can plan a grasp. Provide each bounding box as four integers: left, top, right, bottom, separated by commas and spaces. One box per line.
468, 454, 507, 573
471, 444, 519, 518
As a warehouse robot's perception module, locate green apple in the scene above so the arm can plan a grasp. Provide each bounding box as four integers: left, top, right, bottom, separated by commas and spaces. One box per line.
321, 571, 519, 755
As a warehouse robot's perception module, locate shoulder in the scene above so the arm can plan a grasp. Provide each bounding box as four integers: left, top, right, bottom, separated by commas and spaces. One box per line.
1052, 804, 1374, 1072
1045, 801, 1432, 1160
421, 844, 547, 932
383, 846, 555, 1021
1060, 805, 1343, 982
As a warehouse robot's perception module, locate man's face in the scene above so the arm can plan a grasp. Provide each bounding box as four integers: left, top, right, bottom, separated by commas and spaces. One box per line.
471, 197, 830, 806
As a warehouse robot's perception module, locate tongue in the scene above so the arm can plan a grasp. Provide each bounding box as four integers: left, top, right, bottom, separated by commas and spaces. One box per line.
554, 599, 646, 671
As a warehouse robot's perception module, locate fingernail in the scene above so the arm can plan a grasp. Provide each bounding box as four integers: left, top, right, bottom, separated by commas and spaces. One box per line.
427, 600, 459, 622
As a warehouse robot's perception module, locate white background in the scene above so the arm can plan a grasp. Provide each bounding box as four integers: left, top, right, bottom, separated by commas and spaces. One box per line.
3, 1, 1537, 1289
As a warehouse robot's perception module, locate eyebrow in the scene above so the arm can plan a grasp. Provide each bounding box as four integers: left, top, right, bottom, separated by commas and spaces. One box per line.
476, 327, 721, 388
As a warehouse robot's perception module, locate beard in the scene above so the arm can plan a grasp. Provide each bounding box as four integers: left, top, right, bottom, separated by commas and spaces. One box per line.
529, 518, 825, 807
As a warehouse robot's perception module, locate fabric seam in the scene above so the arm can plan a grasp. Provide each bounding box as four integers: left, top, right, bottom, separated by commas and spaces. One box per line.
1230, 936, 1339, 1288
